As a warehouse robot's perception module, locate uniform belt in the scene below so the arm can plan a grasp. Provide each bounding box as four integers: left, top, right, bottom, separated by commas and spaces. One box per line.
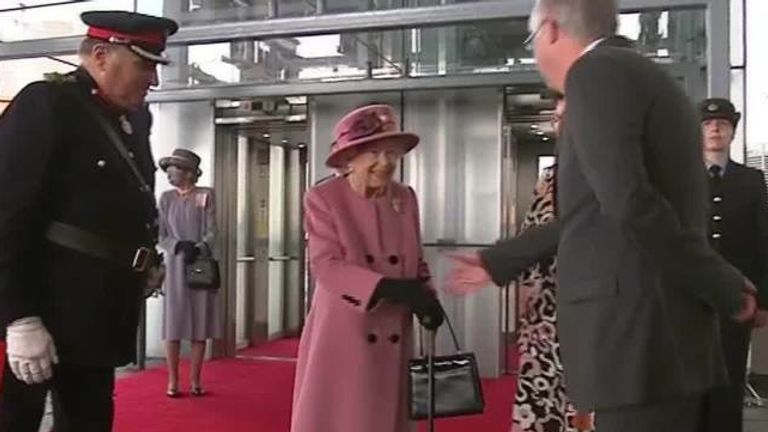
45, 221, 154, 272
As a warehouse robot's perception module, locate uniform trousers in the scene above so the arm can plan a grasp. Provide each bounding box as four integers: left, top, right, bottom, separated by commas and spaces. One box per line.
699, 319, 751, 432
0, 362, 114, 432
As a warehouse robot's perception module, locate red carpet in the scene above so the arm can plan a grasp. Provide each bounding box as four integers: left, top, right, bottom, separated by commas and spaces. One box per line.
114, 339, 516, 432
114, 358, 295, 432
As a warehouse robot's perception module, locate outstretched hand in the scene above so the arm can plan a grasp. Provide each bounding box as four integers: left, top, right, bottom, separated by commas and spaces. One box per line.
445, 253, 492, 295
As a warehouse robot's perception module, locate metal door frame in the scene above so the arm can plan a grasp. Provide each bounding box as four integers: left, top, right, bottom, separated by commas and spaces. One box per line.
212, 123, 308, 358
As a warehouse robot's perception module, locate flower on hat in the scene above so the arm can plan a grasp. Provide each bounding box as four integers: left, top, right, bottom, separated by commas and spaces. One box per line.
338, 110, 395, 143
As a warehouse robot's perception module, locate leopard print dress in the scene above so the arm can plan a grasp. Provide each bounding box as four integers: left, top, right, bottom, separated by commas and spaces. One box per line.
511, 166, 581, 432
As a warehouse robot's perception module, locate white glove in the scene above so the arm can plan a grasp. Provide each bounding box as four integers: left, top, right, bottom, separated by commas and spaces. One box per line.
6, 316, 59, 385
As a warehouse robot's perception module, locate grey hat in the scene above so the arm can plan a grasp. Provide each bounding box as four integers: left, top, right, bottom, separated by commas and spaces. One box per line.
159, 149, 202, 176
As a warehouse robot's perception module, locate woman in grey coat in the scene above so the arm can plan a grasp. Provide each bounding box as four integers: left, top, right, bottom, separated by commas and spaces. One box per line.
158, 149, 222, 397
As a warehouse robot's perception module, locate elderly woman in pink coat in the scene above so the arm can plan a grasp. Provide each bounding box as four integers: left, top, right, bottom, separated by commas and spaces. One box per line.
291, 104, 444, 432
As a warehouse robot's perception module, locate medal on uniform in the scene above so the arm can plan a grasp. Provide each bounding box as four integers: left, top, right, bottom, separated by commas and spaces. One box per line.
119, 115, 133, 135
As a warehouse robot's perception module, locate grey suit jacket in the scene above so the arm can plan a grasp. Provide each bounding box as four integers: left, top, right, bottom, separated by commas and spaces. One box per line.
479, 222, 559, 286
557, 43, 745, 410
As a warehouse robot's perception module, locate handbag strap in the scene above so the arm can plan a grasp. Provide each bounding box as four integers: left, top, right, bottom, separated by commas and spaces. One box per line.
438, 303, 463, 353
70, 90, 157, 209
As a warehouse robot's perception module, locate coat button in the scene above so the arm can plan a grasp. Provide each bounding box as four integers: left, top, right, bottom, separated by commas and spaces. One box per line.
713, 196, 723, 203
365, 255, 374, 264
389, 334, 400, 344
712, 233, 722, 239
96, 160, 107, 168
128, 151, 135, 159
367, 334, 377, 344
388, 255, 399, 265
712, 215, 722, 221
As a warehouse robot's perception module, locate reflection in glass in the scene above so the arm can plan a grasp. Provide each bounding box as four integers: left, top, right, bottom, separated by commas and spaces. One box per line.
0, 0, 134, 42
618, 8, 706, 64
138, 0, 319, 24
157, 7, 705, 90
0, 56, 78, 107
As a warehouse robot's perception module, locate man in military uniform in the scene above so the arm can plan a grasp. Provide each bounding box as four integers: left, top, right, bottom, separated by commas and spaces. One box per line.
698, 98, 768, 432
0, 11, 178, 432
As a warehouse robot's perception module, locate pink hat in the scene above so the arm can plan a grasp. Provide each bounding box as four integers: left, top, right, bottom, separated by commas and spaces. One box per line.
326, 104, 419, 168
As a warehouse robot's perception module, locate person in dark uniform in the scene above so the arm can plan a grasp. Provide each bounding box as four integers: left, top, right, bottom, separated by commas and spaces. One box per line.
698, 98, 768, 432
0, 11, 178, 432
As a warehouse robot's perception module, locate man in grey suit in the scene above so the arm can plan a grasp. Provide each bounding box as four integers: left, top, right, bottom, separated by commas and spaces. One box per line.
526, 0, 758, 430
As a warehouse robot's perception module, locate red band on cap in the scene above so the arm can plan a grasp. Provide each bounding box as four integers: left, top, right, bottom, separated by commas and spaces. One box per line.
87, 26, 166, 48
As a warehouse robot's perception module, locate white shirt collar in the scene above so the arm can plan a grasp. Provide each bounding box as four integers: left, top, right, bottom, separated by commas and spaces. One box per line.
705, 153, 729, 174
581, 37, 607, 56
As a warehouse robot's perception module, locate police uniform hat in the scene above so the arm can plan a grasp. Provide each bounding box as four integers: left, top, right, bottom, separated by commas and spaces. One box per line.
699, 98, 741, 128
81, 11, 179, 65
159, 149, 202, 176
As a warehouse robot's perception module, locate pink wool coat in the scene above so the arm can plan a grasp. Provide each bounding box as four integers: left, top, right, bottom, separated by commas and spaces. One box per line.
290, 176, 430, 432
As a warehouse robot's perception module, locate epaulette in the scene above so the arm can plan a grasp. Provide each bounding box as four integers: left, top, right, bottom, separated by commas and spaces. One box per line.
43, 72, 77, 85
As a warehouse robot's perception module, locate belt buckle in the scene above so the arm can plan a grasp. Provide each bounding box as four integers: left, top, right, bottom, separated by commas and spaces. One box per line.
132, 247, 152, 272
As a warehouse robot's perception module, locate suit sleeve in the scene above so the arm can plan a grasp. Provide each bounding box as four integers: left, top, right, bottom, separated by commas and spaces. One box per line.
565, 56, 744, 317
479, 222, 559, 287
0, 83, 60, 327
754, 171, 768, 309
304, 189, 383, 312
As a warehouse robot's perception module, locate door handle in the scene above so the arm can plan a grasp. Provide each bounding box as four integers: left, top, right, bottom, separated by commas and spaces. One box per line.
237, 256, 256, 263
268, 256, 298, 262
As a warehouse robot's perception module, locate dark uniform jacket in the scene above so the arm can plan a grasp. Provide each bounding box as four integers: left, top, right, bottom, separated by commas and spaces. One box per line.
557, 42, 745, 410
708, 161, 768, 308
0, 68, 157, 367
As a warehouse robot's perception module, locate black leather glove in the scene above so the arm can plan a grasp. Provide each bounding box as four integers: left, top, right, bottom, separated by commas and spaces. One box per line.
413, 292, 444, 331
174, 241, 200, 264
371, 278, 426, 307
370, 278, 444, 330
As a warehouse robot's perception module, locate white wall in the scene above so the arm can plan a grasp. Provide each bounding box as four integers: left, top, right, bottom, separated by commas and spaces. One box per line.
146, 101, 216, 358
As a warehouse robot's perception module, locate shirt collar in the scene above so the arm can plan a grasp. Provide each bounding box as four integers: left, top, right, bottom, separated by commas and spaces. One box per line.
581, 37, 607, 56
705, 154, 729, 175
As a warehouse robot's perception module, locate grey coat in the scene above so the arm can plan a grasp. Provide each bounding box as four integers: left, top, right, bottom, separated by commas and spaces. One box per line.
158, 187, 222, 341
556, 42, 744, 410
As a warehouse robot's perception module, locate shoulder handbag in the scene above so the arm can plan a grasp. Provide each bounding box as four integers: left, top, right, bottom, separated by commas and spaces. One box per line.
185, 203, 220, 291
409, 306, 485, 422
186, 252, 220, 291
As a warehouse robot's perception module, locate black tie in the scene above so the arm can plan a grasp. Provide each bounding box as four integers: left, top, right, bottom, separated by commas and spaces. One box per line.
709, 165, 722, 179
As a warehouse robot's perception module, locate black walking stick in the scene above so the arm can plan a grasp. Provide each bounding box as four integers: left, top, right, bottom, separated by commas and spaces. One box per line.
426, 329, 436, 432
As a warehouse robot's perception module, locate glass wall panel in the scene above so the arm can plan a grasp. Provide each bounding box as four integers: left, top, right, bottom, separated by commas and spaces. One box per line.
137, 0, 500, 23
0, 56, 78, 114
0, 0, 134, 42
138, 0, 319, 25
730, 0, 745, 67
154, 7, 707, 90
746, 0, 768, 167
617, 7, 706, 64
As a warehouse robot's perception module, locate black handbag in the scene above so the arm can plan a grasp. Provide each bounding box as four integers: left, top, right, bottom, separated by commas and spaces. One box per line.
186, 252, 220, 290
408, 306, 485, 422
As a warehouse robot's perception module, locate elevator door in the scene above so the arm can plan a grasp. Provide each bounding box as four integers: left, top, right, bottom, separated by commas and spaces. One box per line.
215, 124, 307, 356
